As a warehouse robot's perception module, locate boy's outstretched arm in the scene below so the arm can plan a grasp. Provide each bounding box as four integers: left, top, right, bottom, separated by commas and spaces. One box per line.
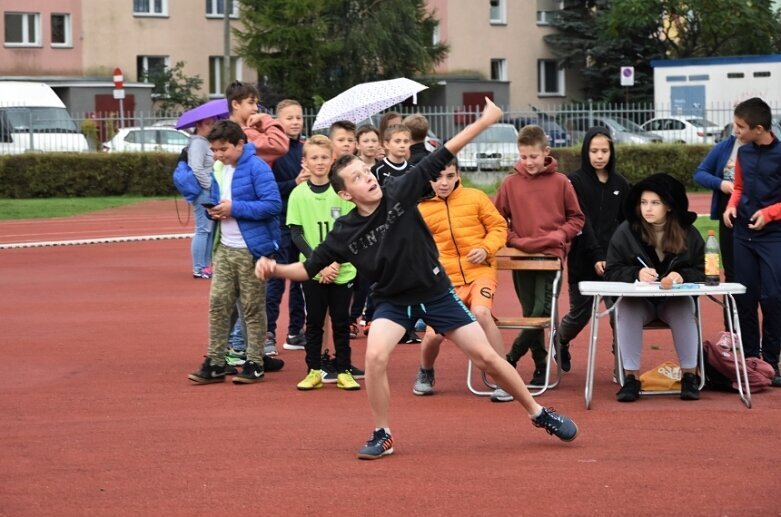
255, 257, 310, 282
445, 98, 503, 156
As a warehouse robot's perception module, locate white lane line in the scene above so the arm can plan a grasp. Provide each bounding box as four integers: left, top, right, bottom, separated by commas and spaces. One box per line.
0, 233, 192, 250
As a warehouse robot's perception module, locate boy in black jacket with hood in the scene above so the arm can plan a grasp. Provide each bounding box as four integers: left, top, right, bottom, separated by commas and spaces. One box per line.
256, 99, 579, 460
558, 127, 630, 372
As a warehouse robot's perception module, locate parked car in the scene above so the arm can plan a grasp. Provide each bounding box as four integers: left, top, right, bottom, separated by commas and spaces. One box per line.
456, 123, 519, 171
0, 81, 89, 154
561, 115, 663, 145
717, 117, 781, 143
504, 116, 571, 147
640, 116, 721, 144
102, 127, 191, 153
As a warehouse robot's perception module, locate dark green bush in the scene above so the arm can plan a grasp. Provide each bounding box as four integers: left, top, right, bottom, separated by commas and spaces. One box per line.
551, 144, 712, 189
0, 144, 714, 198
0, 152, 179, 198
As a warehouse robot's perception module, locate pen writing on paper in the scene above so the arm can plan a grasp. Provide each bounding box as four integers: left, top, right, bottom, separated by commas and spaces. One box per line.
636, 256, 658, 280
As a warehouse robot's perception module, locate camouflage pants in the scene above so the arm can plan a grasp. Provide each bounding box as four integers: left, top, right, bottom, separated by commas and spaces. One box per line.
208, 244, 267, 365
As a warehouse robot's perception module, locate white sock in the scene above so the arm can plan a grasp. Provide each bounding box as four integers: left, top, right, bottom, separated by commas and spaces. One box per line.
529, 407, 543, 419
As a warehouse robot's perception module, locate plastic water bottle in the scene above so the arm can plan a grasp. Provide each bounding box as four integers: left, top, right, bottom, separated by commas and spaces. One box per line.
705, 230, 720, 286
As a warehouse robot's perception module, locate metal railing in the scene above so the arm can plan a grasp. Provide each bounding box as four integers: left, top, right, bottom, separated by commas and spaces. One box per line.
2, 101, 778, 154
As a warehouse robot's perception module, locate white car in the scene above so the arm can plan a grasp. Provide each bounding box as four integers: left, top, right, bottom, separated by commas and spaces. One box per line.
457, 123, 519, 171
102, 126, 191, 153
640, 116, 721, 144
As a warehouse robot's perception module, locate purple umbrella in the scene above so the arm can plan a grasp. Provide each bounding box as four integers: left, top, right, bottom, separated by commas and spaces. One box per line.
175, 99, 229, 129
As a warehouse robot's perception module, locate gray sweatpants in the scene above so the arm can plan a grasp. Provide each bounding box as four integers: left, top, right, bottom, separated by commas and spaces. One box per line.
615, 297, 698, 371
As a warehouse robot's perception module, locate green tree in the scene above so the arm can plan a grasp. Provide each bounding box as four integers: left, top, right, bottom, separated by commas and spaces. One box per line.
234, 0, 448, 108
145, 61, 207, 112
546, 0, 781, 103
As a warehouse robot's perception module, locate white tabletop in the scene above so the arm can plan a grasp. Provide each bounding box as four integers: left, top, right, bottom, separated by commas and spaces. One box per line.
578, 281, 746, 297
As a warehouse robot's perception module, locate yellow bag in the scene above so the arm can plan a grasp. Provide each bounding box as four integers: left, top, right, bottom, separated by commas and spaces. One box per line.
639, 361, 682, 391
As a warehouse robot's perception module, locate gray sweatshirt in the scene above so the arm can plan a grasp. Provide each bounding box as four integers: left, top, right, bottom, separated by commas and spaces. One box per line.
187, 135, 213, 190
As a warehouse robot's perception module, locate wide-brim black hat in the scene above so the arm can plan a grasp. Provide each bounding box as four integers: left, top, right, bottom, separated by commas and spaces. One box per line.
625, 173, 698, 226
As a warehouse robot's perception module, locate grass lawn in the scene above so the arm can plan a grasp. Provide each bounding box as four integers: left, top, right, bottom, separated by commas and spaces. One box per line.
694, 215, 719, 240
0, 197, 165, 220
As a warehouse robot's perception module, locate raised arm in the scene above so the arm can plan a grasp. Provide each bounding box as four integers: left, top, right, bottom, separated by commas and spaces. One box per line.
445, 98, 503, 156
255, 257, 310, 282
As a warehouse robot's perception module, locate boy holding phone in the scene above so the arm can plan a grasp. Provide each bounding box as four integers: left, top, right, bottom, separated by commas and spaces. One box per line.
187, 120, 282, 384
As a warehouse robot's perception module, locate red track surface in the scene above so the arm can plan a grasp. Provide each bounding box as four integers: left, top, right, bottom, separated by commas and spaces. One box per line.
1, 196, 779, 516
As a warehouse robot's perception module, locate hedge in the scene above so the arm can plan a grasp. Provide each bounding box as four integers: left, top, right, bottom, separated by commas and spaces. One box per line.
0, 144, 714, 198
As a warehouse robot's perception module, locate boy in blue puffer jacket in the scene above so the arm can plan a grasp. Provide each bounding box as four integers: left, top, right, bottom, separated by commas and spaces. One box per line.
188, 120, 282, 385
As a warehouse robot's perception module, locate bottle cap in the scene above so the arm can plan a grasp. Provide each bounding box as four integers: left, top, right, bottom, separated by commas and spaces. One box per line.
708, 230, 716, 236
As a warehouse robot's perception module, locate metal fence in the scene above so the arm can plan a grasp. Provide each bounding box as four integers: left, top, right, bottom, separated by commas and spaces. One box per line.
2, 101, 779, 155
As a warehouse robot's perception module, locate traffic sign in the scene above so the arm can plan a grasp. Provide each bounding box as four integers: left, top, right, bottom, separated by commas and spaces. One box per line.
620, 66, 635, 87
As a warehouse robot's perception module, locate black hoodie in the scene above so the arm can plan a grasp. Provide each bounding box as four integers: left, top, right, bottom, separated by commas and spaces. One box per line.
567, 127, 631, 281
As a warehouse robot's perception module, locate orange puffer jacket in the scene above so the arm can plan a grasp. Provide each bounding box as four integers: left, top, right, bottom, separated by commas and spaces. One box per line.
418, 183, 507, 286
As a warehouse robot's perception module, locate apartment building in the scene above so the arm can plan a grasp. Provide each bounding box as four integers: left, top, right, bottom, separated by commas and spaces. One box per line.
2, 0, 255, 112
426, 0, 582, 108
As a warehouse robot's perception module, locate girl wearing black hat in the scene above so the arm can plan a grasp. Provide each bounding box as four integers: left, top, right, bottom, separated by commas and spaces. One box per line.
604, 173, 706, 402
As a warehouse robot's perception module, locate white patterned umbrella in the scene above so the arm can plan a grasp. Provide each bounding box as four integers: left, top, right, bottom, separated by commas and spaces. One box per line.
311, 78, 428, 130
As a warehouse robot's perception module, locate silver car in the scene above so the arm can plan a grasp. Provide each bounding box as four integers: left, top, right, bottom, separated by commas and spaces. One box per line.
562, 115, 663, 145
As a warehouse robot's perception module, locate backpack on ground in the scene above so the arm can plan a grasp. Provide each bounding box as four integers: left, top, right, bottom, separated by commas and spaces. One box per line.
703, 331, 774, 392
172, 147, 202, 203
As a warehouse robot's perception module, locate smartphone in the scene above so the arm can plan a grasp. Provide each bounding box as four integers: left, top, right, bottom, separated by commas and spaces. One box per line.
201, 203, 216, 209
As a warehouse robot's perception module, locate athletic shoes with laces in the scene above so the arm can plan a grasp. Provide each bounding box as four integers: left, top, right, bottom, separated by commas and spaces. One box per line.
412, 367, 435, 396
680, 372, 700, 401
226, 347, 246, 366
529, 368, 546, 387
490, 387, 513, 402
556, 341, 571, 373
321, 350, 338, 384
616, 374, 641, 402
188, 357, 230, 384
264, 331, 278, 356
262, 355, 285, 372
283, 332, 306, 351
349, 322, 360, 339
531, 407, 578, 442
297, 369, 324, 390
232, 360, 265, 384
350, 365, 365, 379
358, 429, 394, 460
337, 371, 361, 390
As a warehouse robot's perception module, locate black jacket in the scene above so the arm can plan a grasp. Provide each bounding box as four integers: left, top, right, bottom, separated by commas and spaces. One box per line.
304, 147, 452, 305
605, 173, 705, 284
567, 127, 630, 281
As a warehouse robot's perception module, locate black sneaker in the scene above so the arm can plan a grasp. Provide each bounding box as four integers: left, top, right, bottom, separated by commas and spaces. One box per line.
321, 350, 338, 384
188, 357, 229, 384
616, 374, 641, 402
772, 367, 781, 388
357, 429, 394, 460
557, 342, 571, 373
398, 330, 421, 344
680, 372, 700, 400
262, 355, 285, 373
529, 368, 546, 387
350, 364, 365, 379
232, 360, 265, 384
506, 354, 518, 369
531, 407, 578, 442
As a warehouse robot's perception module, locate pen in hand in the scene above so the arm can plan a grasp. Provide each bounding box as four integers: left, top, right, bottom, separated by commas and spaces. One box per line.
636, 256, 659, 281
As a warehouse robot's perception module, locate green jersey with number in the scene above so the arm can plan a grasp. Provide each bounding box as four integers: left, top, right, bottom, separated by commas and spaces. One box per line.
287, 181, 357, 283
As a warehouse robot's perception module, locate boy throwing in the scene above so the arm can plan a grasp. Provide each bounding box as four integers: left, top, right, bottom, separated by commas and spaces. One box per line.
256, 100, 579, 460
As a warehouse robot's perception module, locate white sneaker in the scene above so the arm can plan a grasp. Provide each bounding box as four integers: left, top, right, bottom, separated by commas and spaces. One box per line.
490, 387, 513, 403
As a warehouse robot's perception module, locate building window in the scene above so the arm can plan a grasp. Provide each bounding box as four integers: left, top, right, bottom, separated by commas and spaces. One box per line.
50, 13, 71, 47
4, 12, 41, 46
727, 72, 744, 79
134, 0, 167, 16
536, 0, 563, 26
206, 0, 239, 18
432, 22, 440, 46
538, 59, 565, 96
489, 0, 506, 25
209, 56, 242, 97
137, 55, 169, 83
490, 59, 507, 81
753, 71, 771, 78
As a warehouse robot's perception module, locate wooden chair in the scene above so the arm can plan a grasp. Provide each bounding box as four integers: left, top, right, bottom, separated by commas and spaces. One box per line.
467, 247, 563, 397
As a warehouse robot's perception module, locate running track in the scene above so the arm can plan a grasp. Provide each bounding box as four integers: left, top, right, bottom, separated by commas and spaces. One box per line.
1, 195, 779, 516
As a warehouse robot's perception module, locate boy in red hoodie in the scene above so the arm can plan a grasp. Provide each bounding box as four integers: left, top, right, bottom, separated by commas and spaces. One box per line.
494, 125, 584, 385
